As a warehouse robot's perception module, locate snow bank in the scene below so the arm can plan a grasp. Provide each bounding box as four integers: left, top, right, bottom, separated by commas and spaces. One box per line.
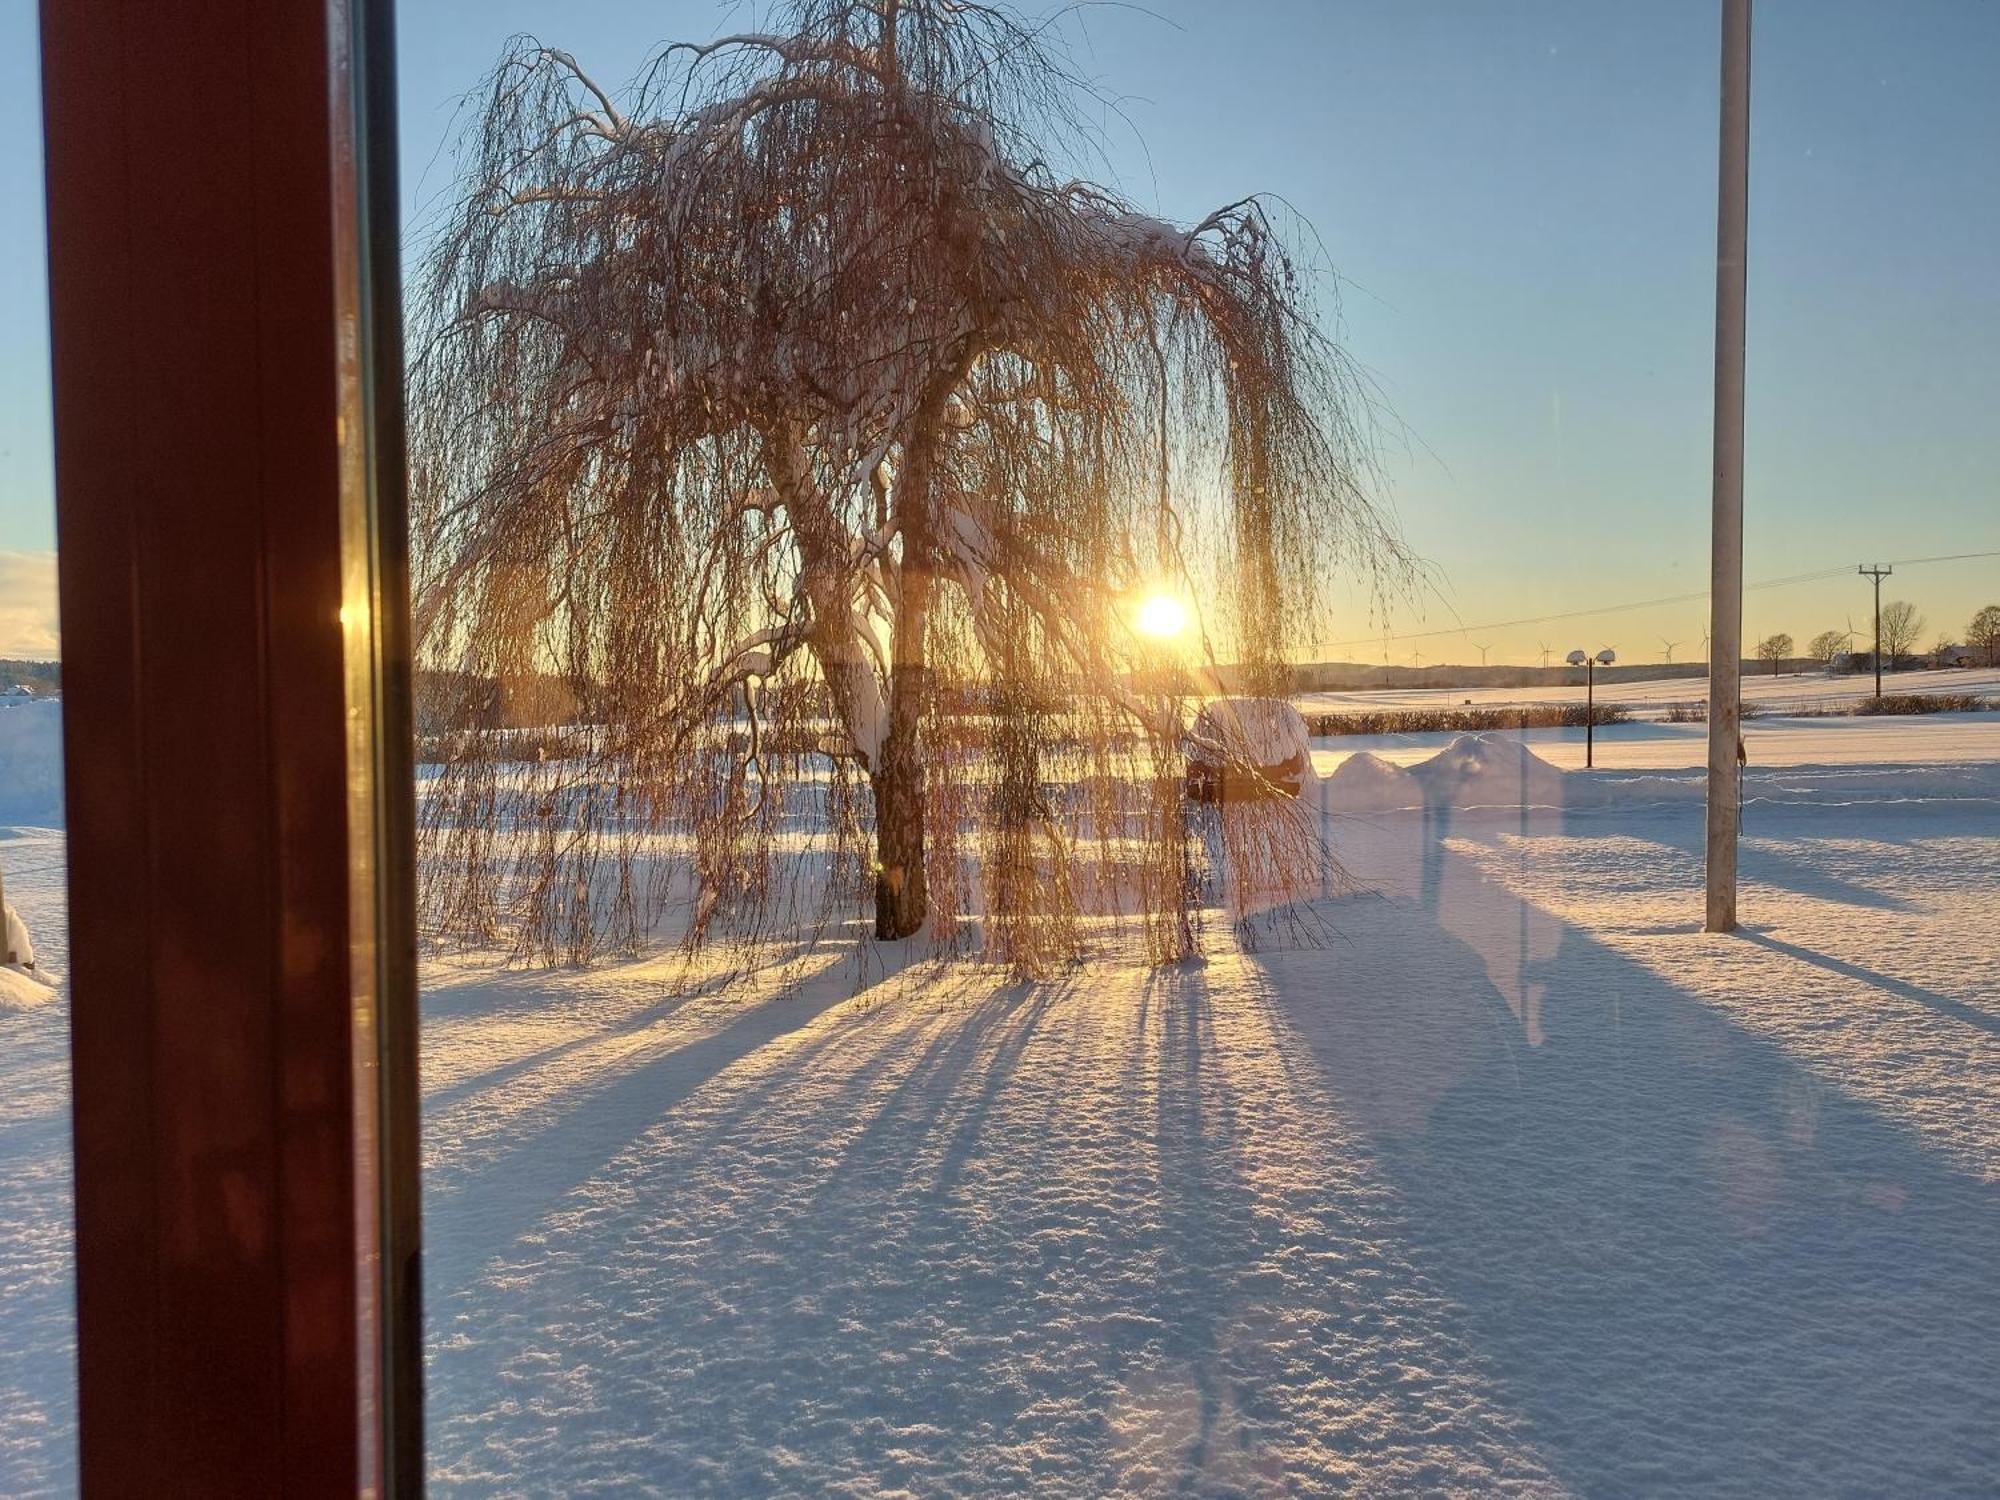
1324, 733, 1588, 815
0, 956, 53, 1011
4, 901, 32, 969
0, 698, 64, 827
1321, 732, 1768, 816
1320, 749, 1422, 811
1410, 731, 1568, 808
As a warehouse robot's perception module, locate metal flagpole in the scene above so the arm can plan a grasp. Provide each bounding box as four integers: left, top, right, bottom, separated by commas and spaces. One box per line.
1705, 0, 1752, 932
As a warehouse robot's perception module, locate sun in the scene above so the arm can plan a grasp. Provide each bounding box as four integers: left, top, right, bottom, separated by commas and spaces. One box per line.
1134, 592, 1190, 641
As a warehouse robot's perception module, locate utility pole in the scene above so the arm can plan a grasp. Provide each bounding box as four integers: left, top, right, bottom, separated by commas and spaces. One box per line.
1705, 0, 1751, 934
1859, 564, 1891, 698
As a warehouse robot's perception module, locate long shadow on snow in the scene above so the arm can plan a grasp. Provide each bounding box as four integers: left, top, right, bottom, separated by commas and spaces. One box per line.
423, 971, 857, 1304
423, 986, 719, 1115
1247, 813, 2000, 1498
754, 970, 1322, 1493
1743, 931, 2000, 1037
1540, 798, 1919, 913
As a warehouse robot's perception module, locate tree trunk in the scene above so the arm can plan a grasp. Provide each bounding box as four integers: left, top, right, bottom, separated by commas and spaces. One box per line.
873, 423, 940, 941
872, 703, 928, 939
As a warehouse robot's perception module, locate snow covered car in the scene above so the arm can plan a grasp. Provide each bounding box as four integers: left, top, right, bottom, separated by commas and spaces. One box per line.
1184, 697, 1313, 803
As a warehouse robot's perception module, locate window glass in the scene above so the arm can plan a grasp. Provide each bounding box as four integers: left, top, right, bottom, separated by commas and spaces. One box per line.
401, 4, 2000, 1492
1, 6, 74, 1493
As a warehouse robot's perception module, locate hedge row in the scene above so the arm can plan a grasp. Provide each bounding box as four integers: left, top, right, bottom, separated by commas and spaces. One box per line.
1851, 693, 1995, 716
1306, 703, 1629, 738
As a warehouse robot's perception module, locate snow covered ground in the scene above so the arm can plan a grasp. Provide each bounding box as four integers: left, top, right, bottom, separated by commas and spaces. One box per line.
1311, 709, 2000, 774
0, 824, 70, 1496
1297, 663, 2000, 718
3, 719, 1998, 1495
0, 699, 64, 828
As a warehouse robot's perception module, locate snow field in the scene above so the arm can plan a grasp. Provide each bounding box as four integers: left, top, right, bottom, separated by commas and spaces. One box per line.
412, 742, 1998, 1496
0, 826, 71, 1497
1311, 709, 2000, 776
1294, 663, 2000, 718
2, 732, 1997, 1495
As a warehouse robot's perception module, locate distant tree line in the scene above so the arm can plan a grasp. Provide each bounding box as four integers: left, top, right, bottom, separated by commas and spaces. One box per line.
1770, 601, 2000, 673
0, 660, 60, 697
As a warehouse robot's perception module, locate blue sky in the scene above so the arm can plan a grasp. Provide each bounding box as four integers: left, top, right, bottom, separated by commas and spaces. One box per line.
4, 1, 1996, 661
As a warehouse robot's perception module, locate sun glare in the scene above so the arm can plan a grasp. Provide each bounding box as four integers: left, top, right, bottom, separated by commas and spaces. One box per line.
1134, 593, 1189, 640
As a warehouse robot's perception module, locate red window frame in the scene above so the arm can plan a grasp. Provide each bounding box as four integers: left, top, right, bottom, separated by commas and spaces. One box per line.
39, 0, 420, 1491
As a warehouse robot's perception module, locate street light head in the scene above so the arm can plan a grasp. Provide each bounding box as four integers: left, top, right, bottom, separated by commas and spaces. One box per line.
1565, 650, 1587, 666
1595, 648, 1616, 665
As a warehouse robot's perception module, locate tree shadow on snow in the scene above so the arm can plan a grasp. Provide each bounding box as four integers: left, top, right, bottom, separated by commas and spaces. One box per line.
423, 954, 862, 1304
1245, 811, 2000, 1497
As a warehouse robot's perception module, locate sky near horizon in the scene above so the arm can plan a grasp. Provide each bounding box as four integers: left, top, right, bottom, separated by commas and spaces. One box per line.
2, 0, 1995, 663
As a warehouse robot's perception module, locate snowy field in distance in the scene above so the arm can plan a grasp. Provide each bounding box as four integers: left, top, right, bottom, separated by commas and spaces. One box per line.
1297, 663, 2000, 718
1310, 709, 2000, 774
3, 716, 1998, 1495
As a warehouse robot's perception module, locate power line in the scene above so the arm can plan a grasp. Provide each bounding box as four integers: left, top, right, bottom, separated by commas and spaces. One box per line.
1318, 548, 2000, 654
1888, 548, 2000, 569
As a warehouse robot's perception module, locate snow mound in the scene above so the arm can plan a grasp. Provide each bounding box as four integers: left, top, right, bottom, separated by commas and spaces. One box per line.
1322, 734, 1715, 816
4, 900, 32, 969
0, 697, 64, 827
1410, 732, 1568, 809
0, 958, 53, 1011
1321, 750, 1422, 812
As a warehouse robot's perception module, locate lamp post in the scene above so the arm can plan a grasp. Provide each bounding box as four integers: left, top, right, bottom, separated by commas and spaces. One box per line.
1567, 648, 1617, 768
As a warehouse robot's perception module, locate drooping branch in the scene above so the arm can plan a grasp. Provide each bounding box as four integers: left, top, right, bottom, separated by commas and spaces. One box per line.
409, 0, 1409, 969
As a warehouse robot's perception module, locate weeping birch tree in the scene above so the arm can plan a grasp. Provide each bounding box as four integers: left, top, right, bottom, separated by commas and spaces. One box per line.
412, 0, 1402, 965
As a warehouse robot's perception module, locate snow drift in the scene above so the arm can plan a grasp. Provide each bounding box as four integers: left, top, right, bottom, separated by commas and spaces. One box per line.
1320, 749, 1423, 812
1317, 728, 1995, 819
1411, 731, 1570, 807
0, 956, 51, 1012
1323, 733, 1584, 815
3, 901, 32, 970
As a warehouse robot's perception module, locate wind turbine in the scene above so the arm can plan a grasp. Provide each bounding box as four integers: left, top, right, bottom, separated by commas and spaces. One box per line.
1538, 642, 1553, 669
1660, 638, 1681, 664
1473, 642, 1494, 667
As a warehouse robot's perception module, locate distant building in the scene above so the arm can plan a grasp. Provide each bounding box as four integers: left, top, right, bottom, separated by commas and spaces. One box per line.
1932, 644, 1975, 669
